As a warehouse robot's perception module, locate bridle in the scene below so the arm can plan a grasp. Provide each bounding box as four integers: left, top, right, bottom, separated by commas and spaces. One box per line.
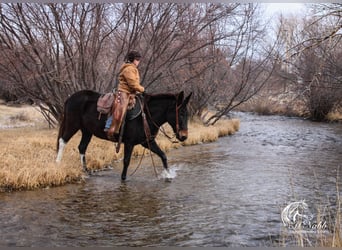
141, 94, 183, 143
175, 101, 181, 136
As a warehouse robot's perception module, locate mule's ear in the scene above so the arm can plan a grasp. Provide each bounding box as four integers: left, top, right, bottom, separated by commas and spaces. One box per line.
183, 92, 192, 106
177, 91, 184, 106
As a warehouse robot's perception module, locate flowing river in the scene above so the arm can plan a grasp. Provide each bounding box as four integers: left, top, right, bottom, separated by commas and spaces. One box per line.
1, 113, 341, 247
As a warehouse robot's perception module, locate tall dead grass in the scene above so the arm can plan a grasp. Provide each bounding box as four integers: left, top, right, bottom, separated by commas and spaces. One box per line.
0, 103, 46, 128
238, 94, 342, 122
237, 95, 306, 117
0, 118, 240, 192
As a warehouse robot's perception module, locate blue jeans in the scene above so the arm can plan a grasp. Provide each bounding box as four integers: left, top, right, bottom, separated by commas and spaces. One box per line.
105, 115, 112, 129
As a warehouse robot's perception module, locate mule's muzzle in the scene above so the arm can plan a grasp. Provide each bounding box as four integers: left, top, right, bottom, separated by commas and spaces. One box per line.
177, 130, 188, 142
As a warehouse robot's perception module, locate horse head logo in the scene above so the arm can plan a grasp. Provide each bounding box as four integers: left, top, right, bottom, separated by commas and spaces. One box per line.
281, 201, 313, 228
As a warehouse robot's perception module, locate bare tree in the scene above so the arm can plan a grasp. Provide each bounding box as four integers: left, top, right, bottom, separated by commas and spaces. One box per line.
304, 3, 342, 49
296, 27, 342, 120
270, 4, 342, 121
0, 3, 277, 126
129, 3, 277, 123
201, 4, 278, 124
0, 3, 125, 126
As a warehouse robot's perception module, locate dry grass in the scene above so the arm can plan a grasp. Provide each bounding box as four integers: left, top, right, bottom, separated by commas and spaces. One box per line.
0, 103, 240, 191
326, 110, 342, 122
279, 207, 341, 247
0, 103, 46, 129
237, 94, 306, 117
0, 128, 84, 191
238, 94, 342, 122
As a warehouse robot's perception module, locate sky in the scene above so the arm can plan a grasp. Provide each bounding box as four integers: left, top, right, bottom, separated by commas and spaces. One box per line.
263, 3, 307, 17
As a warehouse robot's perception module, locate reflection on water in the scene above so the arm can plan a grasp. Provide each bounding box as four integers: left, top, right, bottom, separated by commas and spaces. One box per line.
0, 113, 341, 246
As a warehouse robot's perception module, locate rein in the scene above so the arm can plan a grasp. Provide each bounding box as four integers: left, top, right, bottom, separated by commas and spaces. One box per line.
144, 95, 181, 143
130, 97, 158, 177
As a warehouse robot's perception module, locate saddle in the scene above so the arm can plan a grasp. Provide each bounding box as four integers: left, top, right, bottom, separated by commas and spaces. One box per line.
97, 92, 144, 153
126, 96, 142, 121
97, 92, 138, 119
97, 92, 114, 116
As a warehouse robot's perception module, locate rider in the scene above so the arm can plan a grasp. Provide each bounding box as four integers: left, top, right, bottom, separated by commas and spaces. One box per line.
105, 50, 145, 138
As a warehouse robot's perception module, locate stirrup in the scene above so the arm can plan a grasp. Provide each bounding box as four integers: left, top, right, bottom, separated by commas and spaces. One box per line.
115, 142, 121, 153
107, 131, 119, 141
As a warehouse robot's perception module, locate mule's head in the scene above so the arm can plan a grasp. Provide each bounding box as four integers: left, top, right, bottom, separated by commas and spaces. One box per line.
167, 91, 192, 142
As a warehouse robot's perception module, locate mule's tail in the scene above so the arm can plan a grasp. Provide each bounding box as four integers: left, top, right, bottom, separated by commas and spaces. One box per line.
56, 109, 68, 163
56, 113, 65, 152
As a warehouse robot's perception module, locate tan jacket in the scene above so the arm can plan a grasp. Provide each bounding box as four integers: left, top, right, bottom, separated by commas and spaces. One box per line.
118, 63, 144, 94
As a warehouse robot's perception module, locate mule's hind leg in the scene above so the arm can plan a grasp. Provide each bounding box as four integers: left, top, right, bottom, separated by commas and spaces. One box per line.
56, 127, 79, 163
79, 129, 93, 173
56, 138, 67, 163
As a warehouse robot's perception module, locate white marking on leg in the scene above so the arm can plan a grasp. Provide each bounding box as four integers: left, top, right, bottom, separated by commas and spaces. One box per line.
56, 138, 66, 163
80, 154, 86, 167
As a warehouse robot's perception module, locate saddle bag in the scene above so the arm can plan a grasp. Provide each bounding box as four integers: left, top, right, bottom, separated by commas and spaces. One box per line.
97, 92, 114, 115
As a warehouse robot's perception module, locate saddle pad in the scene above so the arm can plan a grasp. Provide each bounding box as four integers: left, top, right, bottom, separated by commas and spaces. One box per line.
126, 97, 142, 121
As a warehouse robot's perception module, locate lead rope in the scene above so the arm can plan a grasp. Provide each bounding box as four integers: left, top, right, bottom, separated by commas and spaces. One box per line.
130, 95, 182, 177
129, 142, 158, 177
129, 147, 146, 176
142, 111, 159, 178
130, 97, 158, 178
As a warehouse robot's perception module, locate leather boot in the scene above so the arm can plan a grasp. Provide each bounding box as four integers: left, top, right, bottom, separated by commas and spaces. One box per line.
107, 126, 119, 140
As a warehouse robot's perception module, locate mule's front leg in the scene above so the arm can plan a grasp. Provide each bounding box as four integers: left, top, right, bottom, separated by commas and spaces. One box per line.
122, 143, 134, 181
142, 140, 168, 170
80, 154, 88, 173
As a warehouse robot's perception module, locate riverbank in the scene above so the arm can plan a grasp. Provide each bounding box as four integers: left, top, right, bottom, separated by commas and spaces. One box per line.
0, 103, 240, 192
235, 92, 342, 122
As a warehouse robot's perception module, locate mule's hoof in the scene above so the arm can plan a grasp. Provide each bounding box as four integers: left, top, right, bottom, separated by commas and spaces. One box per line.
165, 177, 172, 182
83, 167, 92, 175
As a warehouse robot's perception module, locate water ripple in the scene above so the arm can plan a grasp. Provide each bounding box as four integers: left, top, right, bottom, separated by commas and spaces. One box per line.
0, 114, 341, 247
